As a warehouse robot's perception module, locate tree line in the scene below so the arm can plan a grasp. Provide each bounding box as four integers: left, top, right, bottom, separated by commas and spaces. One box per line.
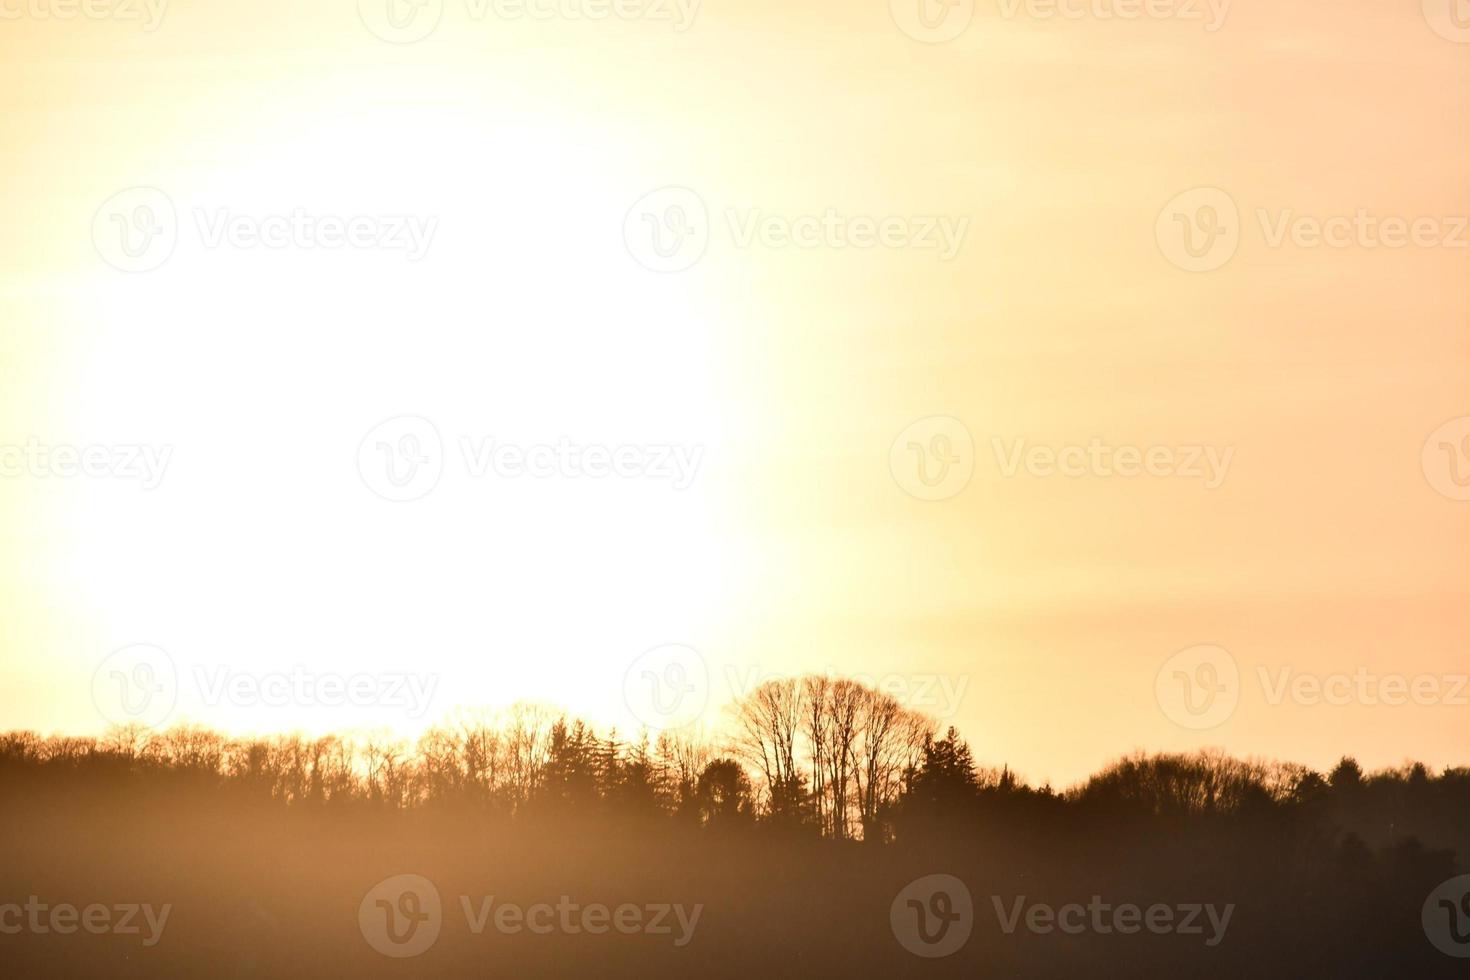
3, 674, 1468, 857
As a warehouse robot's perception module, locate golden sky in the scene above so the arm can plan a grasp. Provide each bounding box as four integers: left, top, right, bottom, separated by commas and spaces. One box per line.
2, 0, 1467, 786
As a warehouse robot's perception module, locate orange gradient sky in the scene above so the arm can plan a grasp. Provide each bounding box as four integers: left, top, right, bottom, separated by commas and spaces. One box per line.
1, 0, 1467, 786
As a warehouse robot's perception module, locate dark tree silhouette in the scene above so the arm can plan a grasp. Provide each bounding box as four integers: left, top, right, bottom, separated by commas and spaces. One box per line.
2, 683, 1467, 978
695, 758, 755, 828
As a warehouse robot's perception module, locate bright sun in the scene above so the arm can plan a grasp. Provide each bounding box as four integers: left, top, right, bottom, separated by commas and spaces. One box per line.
59, 93, 740, 740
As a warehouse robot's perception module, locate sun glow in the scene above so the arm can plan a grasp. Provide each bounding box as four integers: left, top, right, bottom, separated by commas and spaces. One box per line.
47, 85, 745, 739
4, 2, 1467, 788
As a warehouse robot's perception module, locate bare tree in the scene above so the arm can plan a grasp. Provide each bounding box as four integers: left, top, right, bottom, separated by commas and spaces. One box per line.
853, 695, 931, 841
728, 677, 806, 821
503, 702, 554, 811
100, 723, 150, 759
654, 727, 712, 816
449, 706, 502, 805
359, 728, 412, 807
801, 675, 831, 834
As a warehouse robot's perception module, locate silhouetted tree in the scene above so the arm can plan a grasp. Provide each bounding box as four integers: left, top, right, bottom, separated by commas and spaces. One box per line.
695, 758, 754, 828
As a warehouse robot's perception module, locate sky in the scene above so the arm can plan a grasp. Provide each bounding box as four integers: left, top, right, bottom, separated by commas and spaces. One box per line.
1, 0, 1467, 787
